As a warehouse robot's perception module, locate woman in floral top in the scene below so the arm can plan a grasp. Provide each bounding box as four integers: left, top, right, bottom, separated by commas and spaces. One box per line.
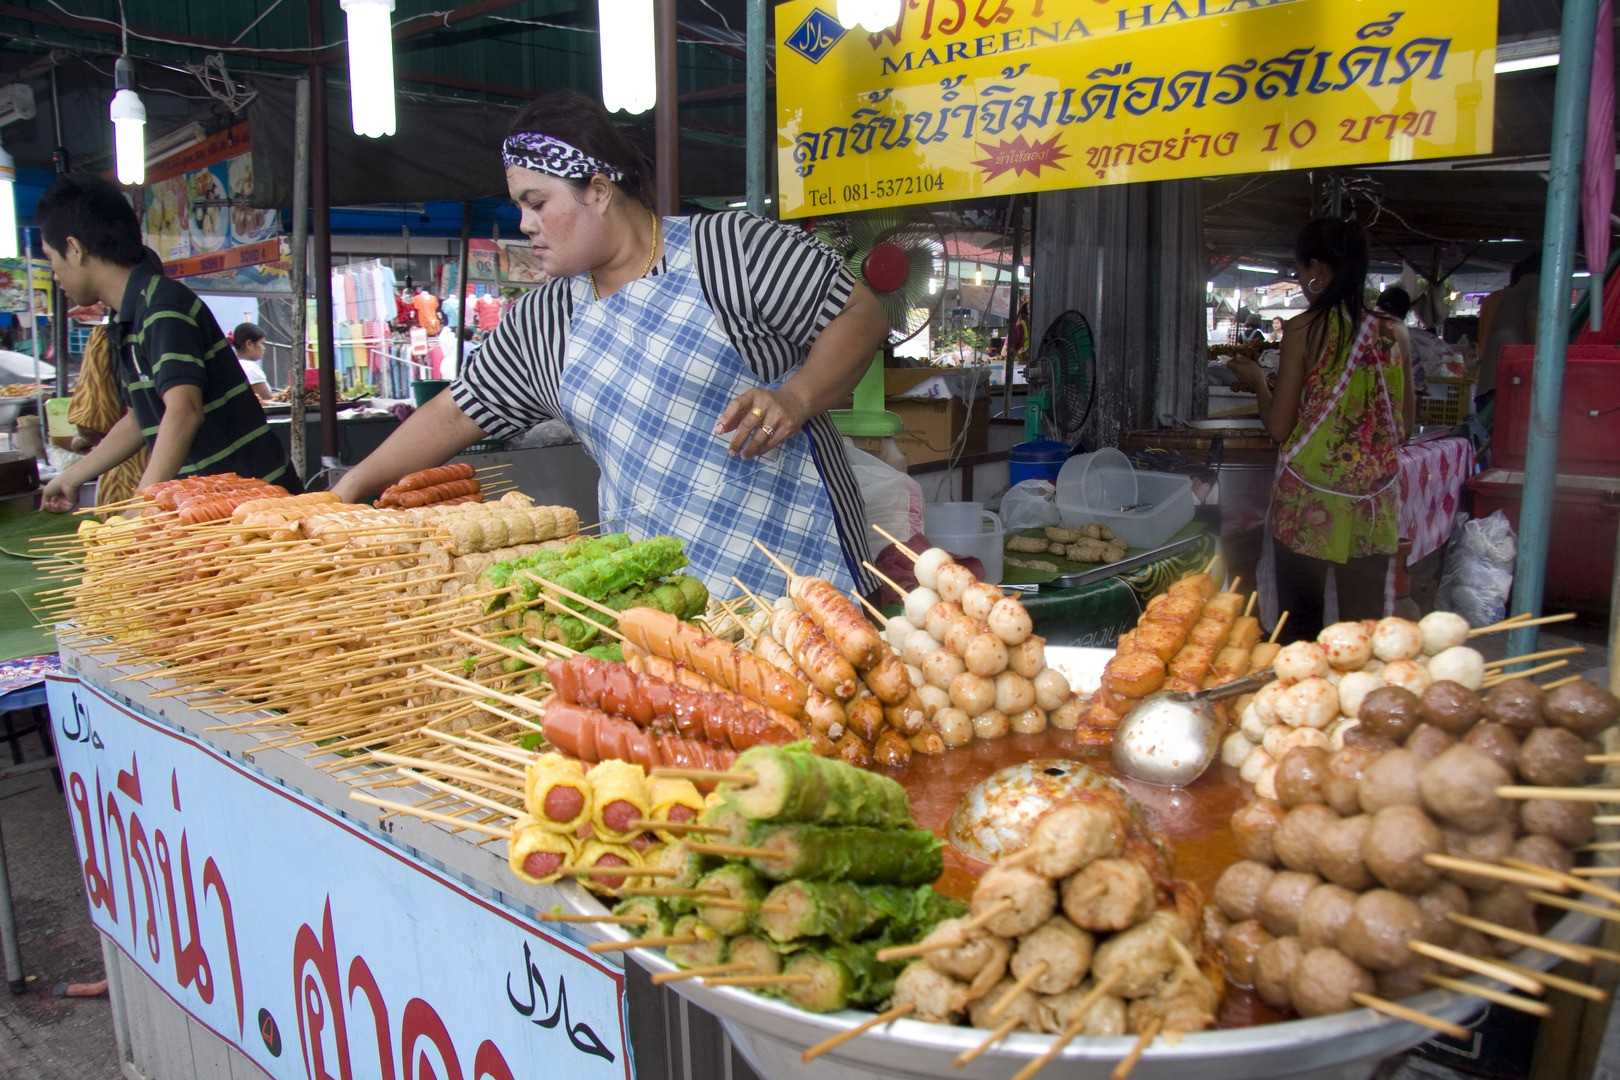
1231, 218, 1414, 640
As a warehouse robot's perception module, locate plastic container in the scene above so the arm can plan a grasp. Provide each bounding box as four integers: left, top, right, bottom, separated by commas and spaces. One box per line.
1417, 377, 1474, 427
412, 379, 451, 406
925, 503, 1004, 584
44, 397, 77, 439
1007, 440, 1069, 485
1056, 469, 1195, 548
1495, 344, 1620, 475
1467, 468, 1619, 611
1056, 448, 1138, 512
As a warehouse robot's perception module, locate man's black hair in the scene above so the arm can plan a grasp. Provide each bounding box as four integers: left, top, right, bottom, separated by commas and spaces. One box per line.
36, 173, 145, 268
1375, 286, 1412, 320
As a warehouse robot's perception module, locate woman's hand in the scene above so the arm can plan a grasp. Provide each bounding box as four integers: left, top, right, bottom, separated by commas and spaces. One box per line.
715, 386, 810, 459
1226, 355, 1266, 395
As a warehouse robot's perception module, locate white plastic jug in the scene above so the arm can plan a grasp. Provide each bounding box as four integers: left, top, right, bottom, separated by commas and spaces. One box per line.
925, 502, 1004, 584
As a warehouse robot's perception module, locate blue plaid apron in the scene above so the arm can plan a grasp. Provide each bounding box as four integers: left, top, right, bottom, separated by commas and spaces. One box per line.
558, 217, 855, 599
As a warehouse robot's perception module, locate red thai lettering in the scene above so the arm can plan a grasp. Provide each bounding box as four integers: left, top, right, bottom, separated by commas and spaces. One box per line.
347, 955, 395, 1080
156, 828, 215, 1005
202, 857, 245, 1036
293, 901, 352, 1080
402, 999, 462, 1080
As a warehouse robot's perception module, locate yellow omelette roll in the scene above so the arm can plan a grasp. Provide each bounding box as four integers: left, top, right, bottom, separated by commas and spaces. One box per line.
507, 816, 577, 885
586, 759, 652, 842
575, 840, 644, 897
648, 778, 705, 844
525, 753, 592, 834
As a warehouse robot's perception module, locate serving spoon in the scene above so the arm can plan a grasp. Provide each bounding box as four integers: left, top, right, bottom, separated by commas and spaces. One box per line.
1111, 669, 1276, 787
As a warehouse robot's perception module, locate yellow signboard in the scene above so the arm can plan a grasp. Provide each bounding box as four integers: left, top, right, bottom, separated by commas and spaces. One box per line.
775, 0, 1497, 219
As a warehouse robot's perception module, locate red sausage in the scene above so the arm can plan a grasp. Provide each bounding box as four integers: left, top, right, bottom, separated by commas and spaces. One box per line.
592, 853, 630, 891
667, 804, 696, 823
541, 700, 602, 761
601, 799, 638, 834
542, 786, 585, 823
522, 851, 563, 879
629, 832, 658, 853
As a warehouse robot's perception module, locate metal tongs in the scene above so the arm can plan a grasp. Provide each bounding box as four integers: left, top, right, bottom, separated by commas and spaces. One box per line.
1002, 534, 1208, 594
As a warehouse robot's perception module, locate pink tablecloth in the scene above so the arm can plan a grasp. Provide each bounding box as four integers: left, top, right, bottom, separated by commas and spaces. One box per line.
1397, 436, 1476, 565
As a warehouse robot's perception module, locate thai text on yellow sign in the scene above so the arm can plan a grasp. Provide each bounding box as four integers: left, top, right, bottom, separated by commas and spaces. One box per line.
775, 0, 1497, 219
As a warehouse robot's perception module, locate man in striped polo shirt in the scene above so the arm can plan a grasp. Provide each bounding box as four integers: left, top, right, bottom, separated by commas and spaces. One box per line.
39, 174, 293, 512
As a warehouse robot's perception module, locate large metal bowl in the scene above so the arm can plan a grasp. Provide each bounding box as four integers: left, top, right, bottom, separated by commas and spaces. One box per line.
559, 646, 1602, 1079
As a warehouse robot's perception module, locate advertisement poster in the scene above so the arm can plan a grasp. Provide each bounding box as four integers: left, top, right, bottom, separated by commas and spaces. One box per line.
774, 0, 1498, 217
48, 675, 631, 1080
0, 258, 52, 315
500, 241, 549, 285
143, 124, 282, 269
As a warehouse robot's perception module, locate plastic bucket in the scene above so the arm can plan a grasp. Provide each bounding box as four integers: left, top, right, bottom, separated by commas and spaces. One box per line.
412, 379, 451, 406
1057, 447, 1138, 511
925, 504, 1004, 584
44, 397, 77, 439
1008, 439, 1069, 485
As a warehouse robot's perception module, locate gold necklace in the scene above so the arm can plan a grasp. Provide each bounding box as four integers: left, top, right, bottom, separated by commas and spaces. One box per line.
589, 209, 661, 300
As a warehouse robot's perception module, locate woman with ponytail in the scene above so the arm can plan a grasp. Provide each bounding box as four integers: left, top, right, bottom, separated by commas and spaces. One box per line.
1230, 217, 1415, 639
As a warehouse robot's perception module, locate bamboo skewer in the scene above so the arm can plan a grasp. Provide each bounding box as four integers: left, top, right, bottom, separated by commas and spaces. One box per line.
650, 767, 757, 786
851, 590, 890, 627
1470, 612, 1577, 637
587, 935, 698, 954
628, 819, 725, 836
1570, 867, 1620, 879
1527, 889, 1620, 928
1490, 957, 1608, 1002
1422, 853, 1566, 890
1545, 674, 1587, 691
870, 523, 920, 562
620, 886, 727, 901
703, 973, 813, 989
1482, 659, 1570, 687
348, 793, 509, 837
1483, 645, 1585, 670
1268, 611, 1290, 644
987, 961, 1048, 1021
1445, 911, 1603, 965
1007, 971, 1124, 1080
1407, 940, 1544, 994
561, 866, 678, 879
1350, 992, 1468, 1040
1111, 1017, 1163, 1080
862, 560, 911, 601
1497, 786, 1620, 804
876, 899, 1015, 962
653, 962, 754, 987
538, 912, 649, 926
953, 1016, 1019, 1068
686, 842, 785, 860
804, 1002, 917, 1064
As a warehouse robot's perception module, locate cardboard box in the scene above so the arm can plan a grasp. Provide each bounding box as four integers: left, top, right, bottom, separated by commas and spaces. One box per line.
884, 369, 990, 466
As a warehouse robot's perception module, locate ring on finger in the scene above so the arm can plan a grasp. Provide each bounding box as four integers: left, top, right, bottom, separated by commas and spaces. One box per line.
749, 406, 765, 418
760, 424, 775, 437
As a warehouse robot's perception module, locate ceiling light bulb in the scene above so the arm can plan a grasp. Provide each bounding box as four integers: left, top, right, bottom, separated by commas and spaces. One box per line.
599, 0, 657, 114
109, 76, 146, 187
341, 0, 397, 138
837, 0, 901, 31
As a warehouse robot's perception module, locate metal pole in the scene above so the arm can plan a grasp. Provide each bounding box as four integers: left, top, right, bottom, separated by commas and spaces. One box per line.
289, 76, 311, 482
1003, 195, 1021, 420
1506, 0, 1602, 661
455, 202, 472, 374
745, 0, 767, 216
0, 820, 23, 992
48, 64, 69, 400
307, 0, 339, 472
653, 0, 679, 216
25, 229, 43, 444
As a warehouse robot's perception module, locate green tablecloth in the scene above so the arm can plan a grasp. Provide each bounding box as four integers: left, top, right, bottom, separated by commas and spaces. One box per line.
0, 507, 77, 662
1010, 524, 1216, 648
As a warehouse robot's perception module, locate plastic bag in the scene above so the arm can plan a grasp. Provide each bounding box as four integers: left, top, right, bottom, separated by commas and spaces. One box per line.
844, 440, 924, 546
1437, 511, 1517, 627
998, 479, 1060, 532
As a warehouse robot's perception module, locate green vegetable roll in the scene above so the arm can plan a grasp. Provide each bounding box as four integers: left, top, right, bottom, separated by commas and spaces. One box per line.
727, 934, 782, 978
613, 897, 673, 937
757, 882, 964, 944
667, 915, 726, 969
744, 823, 943, 885
780, 941, 901, 1013
676, 575, 709, 617
728, 744, 912, 828
697, 865, 765, 936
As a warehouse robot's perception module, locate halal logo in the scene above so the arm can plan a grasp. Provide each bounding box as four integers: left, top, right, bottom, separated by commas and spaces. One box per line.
785, 8, 846, 64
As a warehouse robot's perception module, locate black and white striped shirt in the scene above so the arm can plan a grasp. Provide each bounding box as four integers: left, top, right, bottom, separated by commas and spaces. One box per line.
450, 211, 875, 591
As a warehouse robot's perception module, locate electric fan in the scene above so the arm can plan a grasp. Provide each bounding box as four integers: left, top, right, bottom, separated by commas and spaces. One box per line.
1024, 309, 1097, 447
815, 211, 947, 438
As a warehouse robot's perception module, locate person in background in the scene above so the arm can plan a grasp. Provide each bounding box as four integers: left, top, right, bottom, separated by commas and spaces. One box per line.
36, 174, 295, 512
1271, 316, 1285, 342
65, 325, 148, 508
1241, 315, 1267, 345
1476, 252, 1540, 410
232, 322, 274, 401
1229, 217, 1414, 640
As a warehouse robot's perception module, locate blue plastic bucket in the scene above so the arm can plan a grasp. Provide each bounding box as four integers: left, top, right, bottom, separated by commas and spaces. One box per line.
1008, 439, 1070, 485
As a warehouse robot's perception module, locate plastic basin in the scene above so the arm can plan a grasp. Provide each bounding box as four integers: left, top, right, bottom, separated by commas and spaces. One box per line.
1056, 448, 1137, 511
1056, 469, 1195, 549
925, 503, 1004, 584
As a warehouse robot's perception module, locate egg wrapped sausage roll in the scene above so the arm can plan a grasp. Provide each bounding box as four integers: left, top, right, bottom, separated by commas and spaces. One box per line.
525, 753, 593, 834
586, 759, 652, 842
648, 777, 706, 843
508, 817, 578, 884
576, 839, 643, 895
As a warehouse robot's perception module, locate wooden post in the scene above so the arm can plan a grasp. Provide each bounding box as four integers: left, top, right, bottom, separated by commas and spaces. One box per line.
288, 76, 312, 482
654, 0, 679, 216
307, 0, 339, 471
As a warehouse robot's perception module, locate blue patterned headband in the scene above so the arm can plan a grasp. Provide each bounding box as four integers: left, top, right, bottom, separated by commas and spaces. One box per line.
501, 132, 625, 182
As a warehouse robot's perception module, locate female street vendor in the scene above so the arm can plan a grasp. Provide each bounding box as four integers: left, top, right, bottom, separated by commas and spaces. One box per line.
332, 91, 887, 595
